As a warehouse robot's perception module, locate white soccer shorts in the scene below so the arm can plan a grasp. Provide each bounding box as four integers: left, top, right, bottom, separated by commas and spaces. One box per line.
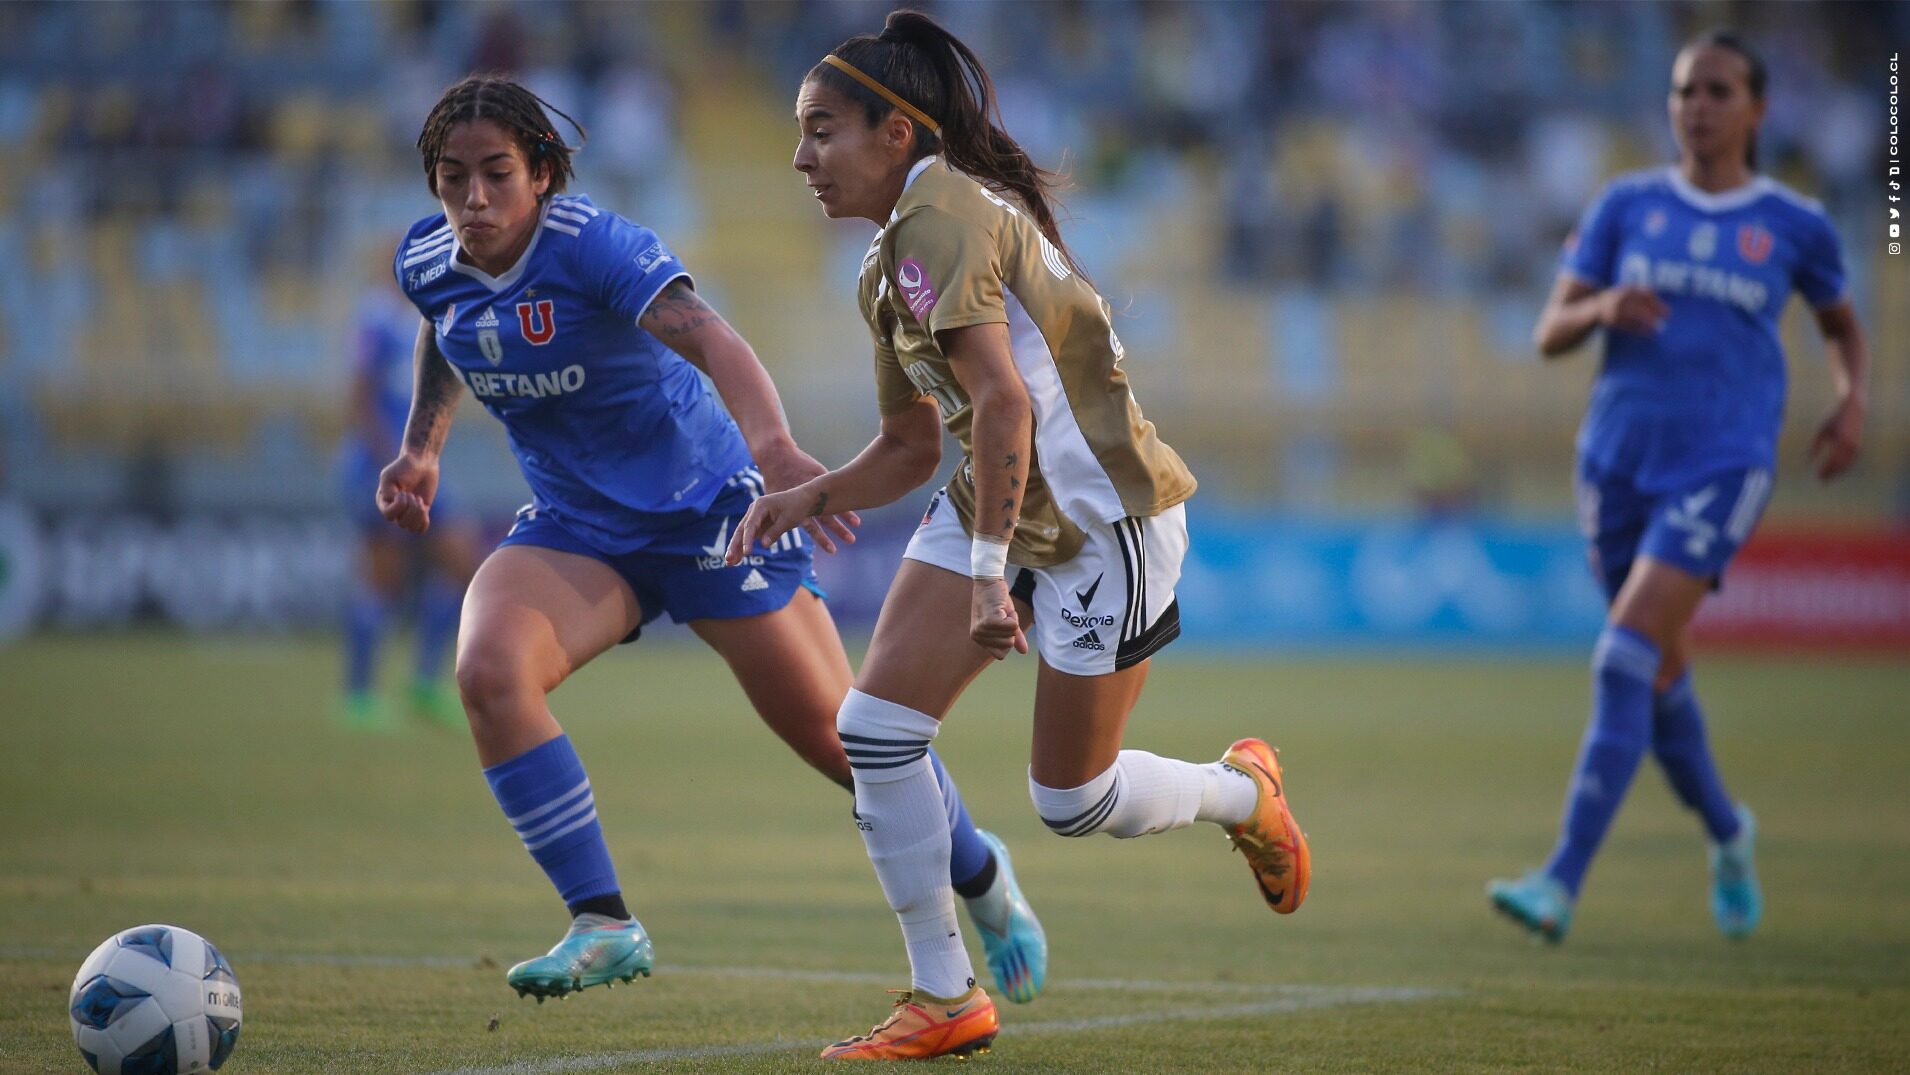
902, 487, 1186, 677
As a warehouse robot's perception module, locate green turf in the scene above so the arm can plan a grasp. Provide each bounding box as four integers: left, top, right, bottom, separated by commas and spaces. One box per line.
2, 634, 1907, 1073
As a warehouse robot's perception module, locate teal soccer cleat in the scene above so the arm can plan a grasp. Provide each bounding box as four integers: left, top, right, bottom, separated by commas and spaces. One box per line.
970, 831, 1047, 1003
1710, 804, 1761, 939
507, 914, 653, 1001
1487, 870, 1574, 943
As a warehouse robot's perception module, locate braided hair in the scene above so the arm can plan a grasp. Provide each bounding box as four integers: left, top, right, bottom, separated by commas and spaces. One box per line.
810, 10, 1076, 273
417, 76, 586, 197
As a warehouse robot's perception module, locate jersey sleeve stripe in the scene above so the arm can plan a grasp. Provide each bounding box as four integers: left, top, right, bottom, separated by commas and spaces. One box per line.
407, 224, 453, 249
402, 240, 454, 267
548, 206, 592, 225
554, 197, 600, 217
542, 219, 582, 237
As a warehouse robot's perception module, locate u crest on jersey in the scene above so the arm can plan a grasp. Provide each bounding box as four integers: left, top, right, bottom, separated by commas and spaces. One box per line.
517, 300, 557, 346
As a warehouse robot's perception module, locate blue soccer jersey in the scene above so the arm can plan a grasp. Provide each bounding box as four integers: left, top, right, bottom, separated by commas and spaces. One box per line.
394, 195, 751, 554
1562, 167, 1847, 493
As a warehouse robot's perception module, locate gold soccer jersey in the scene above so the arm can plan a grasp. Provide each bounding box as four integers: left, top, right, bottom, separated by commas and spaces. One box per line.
856, 159, 1195, 567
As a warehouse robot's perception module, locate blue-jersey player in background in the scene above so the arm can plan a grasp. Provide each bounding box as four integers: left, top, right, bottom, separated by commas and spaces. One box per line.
1491, 31, 1870, 943
375, 77, 1046, 1003
335, 259, 480, 731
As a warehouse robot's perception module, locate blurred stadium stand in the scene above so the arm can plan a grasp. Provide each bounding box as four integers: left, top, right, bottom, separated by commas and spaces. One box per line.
1, 0, 1903, 640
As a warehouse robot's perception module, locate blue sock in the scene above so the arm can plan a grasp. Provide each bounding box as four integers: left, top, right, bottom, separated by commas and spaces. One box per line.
1652, 672, 1741, 843
1544, 625, 1660, 898
926, 748, 991, 890
483, 735, 622, 913
344, 587, 389, 695
415, 579, 462, 684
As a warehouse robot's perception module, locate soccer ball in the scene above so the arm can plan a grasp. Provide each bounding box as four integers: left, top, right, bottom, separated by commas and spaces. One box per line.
69, 925, 242, 1075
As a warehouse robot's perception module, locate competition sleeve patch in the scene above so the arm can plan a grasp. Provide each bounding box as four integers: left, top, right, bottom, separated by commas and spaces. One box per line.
896, 258, 939, 319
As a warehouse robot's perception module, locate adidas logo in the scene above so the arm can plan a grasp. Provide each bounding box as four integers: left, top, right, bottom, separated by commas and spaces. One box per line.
476, 306, 500, 328
1071, 629, 1106, 651
740, 569, 769, 593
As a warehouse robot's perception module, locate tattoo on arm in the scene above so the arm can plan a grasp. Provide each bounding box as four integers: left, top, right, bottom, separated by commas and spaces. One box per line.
639, 280, 719, 343
808, 489, 829, 517
403, 330, 463, 455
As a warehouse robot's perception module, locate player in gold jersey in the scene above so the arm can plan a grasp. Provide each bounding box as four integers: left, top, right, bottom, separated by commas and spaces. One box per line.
728, 10, 1311, 1060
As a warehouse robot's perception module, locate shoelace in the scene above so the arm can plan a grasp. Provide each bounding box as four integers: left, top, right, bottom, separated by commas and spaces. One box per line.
839, 991, 916, 1044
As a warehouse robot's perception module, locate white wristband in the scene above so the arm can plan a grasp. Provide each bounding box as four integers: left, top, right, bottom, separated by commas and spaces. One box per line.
970, 536, 1010, 579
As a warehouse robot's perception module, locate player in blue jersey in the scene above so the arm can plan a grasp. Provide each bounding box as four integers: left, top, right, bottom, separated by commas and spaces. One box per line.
375, 76, 1046, 1002
1490, 31, 1870, 943
335, 265, 480, 731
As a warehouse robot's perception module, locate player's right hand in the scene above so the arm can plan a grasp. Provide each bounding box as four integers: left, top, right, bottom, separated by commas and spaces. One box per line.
971, 577, 1028, 661
1599, 285, 1669, 335
726, 485, 814, 565
376, 451, 440, 534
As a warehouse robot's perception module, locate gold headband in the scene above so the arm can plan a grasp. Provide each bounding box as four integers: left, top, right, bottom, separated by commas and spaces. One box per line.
821, 54, 941, 136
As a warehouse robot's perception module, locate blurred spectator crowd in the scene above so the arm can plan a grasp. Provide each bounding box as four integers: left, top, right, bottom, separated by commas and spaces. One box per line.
2, 0, 1902, 515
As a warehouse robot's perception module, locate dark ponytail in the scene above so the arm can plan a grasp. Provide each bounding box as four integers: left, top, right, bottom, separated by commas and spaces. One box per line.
810, 9, 1077, 271
418, 75, 587, 198
1685, 29, 1767, 170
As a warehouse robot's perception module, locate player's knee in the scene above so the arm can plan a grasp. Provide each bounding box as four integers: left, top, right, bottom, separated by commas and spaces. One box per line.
1029, 765, 1121, 839
836, 689, 940, 784
454, 637, 541, 721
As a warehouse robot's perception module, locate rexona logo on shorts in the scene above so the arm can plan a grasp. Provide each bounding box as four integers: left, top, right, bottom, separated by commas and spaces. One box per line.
1059, 609, 1117, 630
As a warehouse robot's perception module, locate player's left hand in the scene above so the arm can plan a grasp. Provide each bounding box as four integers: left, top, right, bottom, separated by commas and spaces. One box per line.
971, 577, 1028, 660
755, 441, 860, 553
1809, 392, 1865, 482
727, 484, 818, 565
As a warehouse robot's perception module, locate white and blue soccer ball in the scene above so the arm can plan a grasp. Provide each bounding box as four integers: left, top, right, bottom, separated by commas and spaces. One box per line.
69, 925, 242, 1075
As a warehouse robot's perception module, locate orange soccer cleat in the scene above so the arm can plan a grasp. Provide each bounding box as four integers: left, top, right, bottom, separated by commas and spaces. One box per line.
1222, 738, 1311, 914
820, 985, 999, 1061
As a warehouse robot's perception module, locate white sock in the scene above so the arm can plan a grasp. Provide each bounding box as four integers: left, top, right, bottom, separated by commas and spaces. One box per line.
1029, 750, 1214, 839
838, 690, 975, 1000
1197, 760, 1260, 827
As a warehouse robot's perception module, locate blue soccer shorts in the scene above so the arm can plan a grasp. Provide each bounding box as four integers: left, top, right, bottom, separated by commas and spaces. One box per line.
1575, 460, 1774, 602
497, 468, 822, 643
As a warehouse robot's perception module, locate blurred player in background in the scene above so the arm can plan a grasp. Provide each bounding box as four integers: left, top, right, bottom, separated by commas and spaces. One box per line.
378, 76, 1045, 1005
336, 256, 480, 731
732, 10, 1308, 1059
1491, 30, 1869, 943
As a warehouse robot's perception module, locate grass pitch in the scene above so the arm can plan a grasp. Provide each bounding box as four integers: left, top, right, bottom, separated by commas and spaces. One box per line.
2, 634, 1907, 1073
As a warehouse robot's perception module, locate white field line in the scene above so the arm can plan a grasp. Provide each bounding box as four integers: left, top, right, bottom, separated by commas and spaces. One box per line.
426, 987, 1450, 1075
8, 945, 1450, 1072
4, 945, 1426, 996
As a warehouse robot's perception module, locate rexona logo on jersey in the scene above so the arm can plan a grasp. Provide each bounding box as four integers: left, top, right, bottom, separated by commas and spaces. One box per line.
516, 300, 557, 345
